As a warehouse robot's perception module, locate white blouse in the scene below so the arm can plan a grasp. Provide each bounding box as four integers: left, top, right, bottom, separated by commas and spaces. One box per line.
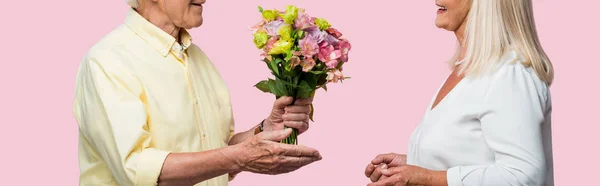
406, 49, 554, 186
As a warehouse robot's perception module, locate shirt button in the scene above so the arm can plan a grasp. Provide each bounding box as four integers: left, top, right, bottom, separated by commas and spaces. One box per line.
202, 133, 207, 138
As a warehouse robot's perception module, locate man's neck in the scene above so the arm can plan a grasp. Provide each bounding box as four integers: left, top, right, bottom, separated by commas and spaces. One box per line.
135, 6, 180, 39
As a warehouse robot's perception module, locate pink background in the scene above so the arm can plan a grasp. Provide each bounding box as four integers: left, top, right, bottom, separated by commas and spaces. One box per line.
1, 0, 598, 185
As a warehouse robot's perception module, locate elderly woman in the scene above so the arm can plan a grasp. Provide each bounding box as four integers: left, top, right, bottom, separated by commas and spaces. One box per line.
73, 0, 321, 185
365, 0, 554, 185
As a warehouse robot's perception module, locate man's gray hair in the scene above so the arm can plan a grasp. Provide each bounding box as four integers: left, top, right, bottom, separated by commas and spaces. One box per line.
126, 0, 139, 8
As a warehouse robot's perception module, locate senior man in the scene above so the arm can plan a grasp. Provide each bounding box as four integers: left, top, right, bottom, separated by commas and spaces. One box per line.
73, 0, 322, 185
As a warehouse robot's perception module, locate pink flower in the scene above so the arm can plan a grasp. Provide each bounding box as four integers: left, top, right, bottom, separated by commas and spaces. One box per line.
323, 34, 340, 46
300, 57, 316, 72
264, 36, 279, 54
250, 20, 267, 32
295, 11, 315, 30
261, 54, 273, 61
319, 40, 329, 48
290, 56, 301, 68
318, 44, 342, 69
326, 27, 343, 38
336, 39, 351, 62
264, 20, 285, 36
327, 69, 345, 83
299, 35, 319, 57
305, 27, 326, 43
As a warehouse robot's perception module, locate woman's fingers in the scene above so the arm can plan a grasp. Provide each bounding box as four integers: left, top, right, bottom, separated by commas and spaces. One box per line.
370, 164, 388, 182
365, 163, 376, 177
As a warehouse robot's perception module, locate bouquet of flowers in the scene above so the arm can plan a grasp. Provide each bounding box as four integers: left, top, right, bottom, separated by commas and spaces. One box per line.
251, 5, 352, 144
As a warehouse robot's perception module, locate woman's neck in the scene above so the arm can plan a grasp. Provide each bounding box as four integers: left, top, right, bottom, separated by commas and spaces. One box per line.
454, 20, 468, 61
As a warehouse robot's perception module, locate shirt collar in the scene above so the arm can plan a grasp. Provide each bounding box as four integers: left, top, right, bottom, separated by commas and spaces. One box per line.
124, 8, 193, 57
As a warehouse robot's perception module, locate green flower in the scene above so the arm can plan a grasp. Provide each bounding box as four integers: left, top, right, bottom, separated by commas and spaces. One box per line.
296, 30, 305, 40
253, 31, 269, 49
280, 5, 299, 24
269, 39, 293, 55
314, 18, 331, 30
278, 24, 293, 41
262, 10, 279, 22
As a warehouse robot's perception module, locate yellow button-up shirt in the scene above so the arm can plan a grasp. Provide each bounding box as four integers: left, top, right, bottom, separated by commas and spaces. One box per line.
73, 9, 234, 186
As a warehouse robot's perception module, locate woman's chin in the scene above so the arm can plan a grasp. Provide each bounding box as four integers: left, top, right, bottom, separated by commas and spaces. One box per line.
434, 22, 445, 29
434, 22, 453, 31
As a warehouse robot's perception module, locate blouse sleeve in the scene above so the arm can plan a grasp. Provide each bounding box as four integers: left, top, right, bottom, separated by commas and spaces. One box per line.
446, 64, 550, 186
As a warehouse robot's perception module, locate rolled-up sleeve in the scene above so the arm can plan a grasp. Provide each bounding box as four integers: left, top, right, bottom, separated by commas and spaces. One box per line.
74, 55, 170, 186
446, 65, 550, 186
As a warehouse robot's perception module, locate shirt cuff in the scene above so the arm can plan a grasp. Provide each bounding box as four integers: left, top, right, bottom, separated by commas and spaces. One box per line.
135, 148, 171, 186
228, 171, 241, 182
446, 166, 463, 186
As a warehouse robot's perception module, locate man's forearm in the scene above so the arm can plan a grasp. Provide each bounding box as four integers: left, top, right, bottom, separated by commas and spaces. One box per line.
157, 145, 243, 186
156, 121, 259, 185
228, 122, 262, 146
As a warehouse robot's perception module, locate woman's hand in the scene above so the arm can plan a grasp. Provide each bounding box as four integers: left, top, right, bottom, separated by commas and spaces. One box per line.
263, 96, 313, 134
367, 165, 447, 186
365, 153, 407, 182
234, 128, 322, 175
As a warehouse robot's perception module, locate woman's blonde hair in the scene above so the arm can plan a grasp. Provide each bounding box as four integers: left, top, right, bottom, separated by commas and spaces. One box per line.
126, 0, 139, 8
452, 0, 554, 85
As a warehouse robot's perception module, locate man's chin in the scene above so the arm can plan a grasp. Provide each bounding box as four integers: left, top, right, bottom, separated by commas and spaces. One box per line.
184, 20, 203, 29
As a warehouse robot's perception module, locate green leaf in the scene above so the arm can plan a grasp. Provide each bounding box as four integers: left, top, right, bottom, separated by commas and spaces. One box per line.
283, 65, 300, 77
336, 61, 345, 69
255, 80, 271, 93
269, 79, 288, 97
309, 70, 326, 75
270, 58, 282, 77
265, 59, 282, 79
258, 6, 264, 13
285, 63, 292, 71
276, 78, 300, 88
296, 30, 305, 39
292, 76, 297, 84
309, 103, 314, 121
317, 74, 328, 86
304, 73, 318, 88
285, 49, 293, 62
296, 80, 314, 99
263, 59, 273, 71
321, 84, 328, 92
315, 63, 324, 69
